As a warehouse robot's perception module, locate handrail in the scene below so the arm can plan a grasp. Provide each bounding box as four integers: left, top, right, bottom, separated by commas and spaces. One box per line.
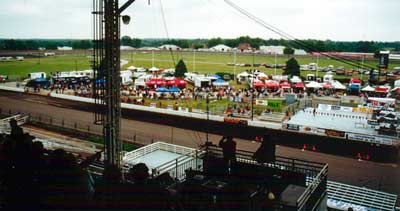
296, 164, 328, 209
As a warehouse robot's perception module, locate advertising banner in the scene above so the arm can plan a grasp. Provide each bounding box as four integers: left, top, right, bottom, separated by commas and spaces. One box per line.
325, 129, 345, 138
224, 117, 248, 125
256, 99, 268, 106
347, 133, 393, 145
287, 124, 300, 131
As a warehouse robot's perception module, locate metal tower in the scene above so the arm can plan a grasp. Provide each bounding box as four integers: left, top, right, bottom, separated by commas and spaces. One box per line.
92, 0, 135, 167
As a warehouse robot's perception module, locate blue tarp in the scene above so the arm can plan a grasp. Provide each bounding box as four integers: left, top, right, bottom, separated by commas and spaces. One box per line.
213, 79, 229, 86
349, 84, 360, 90
168, 87, 181, 92
214, 74, 222, 79
155, 87, 169, 92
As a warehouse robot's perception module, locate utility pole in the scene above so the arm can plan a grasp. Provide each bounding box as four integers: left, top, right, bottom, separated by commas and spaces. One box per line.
193, 49, 196, 72
274, 52, 277, 75
92, 0, 136, 167
233, 50, 237, 80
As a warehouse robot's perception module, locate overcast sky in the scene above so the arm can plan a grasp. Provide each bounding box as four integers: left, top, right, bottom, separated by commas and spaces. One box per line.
0, 0, 399, 41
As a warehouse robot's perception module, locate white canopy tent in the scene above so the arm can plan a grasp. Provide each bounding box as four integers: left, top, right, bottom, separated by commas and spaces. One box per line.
362, 85, 375, 92
290, 76, 302, 83
149, 67, 160, 72
257, 72, 268, 80
306, 81, 323, 89
331, 81, 346, 90
127, 66, 137, 71
237, 72, 251, 78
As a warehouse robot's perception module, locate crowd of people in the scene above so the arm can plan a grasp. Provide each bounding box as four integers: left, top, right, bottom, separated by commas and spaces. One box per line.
0, 120, 177, 210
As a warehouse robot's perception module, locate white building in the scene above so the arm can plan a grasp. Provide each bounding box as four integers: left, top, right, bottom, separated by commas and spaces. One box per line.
121, 46, 135, 50
210, 44, 232, 52
159, 44, 181, 51
294, 49, 308, 55
260, 45, 285, 55
28, 72, 46, 80
57, 46, 73, 51
44, 52, 56, 56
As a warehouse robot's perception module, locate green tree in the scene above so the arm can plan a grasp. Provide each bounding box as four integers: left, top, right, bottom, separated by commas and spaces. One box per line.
208, 37, 223, 48
121, 36, 132, 46
283, 47, 295, 55
175, 59, 187, 78
284, 58, 300, 77
131, 38, 142, 48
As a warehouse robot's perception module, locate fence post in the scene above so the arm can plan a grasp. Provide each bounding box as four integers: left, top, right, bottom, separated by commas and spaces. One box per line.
50, 118, 52, 125
175, 159, 179, 182
39, 114, 42, 121
62, 119, 64, 128
88, 126, 90, 133
74, 122, 77, 129
9, 109, 11, 115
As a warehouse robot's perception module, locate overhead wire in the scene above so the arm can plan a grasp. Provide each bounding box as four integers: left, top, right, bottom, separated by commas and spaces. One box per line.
158, 0, 177, 67
223, 0, 376, 70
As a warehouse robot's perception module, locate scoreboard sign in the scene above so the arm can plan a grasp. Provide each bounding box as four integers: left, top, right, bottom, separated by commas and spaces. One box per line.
379, 51, 390, 69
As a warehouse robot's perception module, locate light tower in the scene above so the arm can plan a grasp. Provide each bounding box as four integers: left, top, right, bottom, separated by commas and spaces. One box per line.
92, 0, 136, 167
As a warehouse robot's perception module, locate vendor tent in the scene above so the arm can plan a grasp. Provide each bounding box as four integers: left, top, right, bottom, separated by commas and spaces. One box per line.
375, 86, 389, 93
306, 81, 322, 89
279, 81, 291, 88
294, 82, 305, 89
350, 78, 361, 84
361, 85, 375, 92
149, 67, 160, 72
155, 87, 169, 92
168, 87, 181, 93
253, 81, 265, 88
127, 66, 137, 70
213, 79, 229, 86
323, 83, 334, 89
290, 76, 302, 83
265, 80, 279, 89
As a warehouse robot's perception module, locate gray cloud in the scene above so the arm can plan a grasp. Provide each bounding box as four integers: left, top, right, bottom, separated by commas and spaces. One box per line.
0, 0, 399, 41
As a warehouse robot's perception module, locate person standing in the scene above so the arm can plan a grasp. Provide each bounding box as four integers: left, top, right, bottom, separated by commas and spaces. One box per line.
218, 136, 237, 170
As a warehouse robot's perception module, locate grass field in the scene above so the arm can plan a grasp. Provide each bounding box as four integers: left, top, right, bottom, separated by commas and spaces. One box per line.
0, 51, 398, 81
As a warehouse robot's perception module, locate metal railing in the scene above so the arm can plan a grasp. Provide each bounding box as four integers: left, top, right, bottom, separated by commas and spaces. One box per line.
204, 146, 328, 211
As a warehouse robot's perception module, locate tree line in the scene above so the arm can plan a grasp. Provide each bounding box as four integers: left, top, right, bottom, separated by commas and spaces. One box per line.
1, 36, 400, 53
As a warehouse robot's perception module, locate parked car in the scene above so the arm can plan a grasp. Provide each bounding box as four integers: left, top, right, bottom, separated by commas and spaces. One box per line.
392, 67, 400, 75
336, 66, 345, 75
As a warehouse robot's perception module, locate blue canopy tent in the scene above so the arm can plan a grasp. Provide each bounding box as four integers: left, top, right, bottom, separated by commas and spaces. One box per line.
213, 79, 230, 87
155, 87, 169, 92
168, 87, 181, 93
213, 74, 222, 79
348, 84, 360, 90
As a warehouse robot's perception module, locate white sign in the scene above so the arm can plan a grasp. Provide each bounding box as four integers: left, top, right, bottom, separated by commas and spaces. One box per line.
150, 103, 157, 108
256, 99, 268, 106
347, 133, 393, 145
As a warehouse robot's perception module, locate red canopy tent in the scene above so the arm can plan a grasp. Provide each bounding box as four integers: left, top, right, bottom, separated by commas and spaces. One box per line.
294, 82, 305, 89
323, 83, 334, 89
146, 79, 165, 87
350, 78, 361, 84
375, 86, 388, 93
253, 81, 265, 88
166, 80, 176, 86
279, 81, 291, 88
174, 79, 188, 87
265, 81, 279, 89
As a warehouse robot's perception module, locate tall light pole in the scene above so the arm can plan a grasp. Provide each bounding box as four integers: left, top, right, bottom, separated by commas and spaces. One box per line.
250, 70, 255, 121
92, 0, 136, 167
193, 49, 196, 72
233, 50, 237, 81
316, 54, 319, 78
274, 52, 277, 75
